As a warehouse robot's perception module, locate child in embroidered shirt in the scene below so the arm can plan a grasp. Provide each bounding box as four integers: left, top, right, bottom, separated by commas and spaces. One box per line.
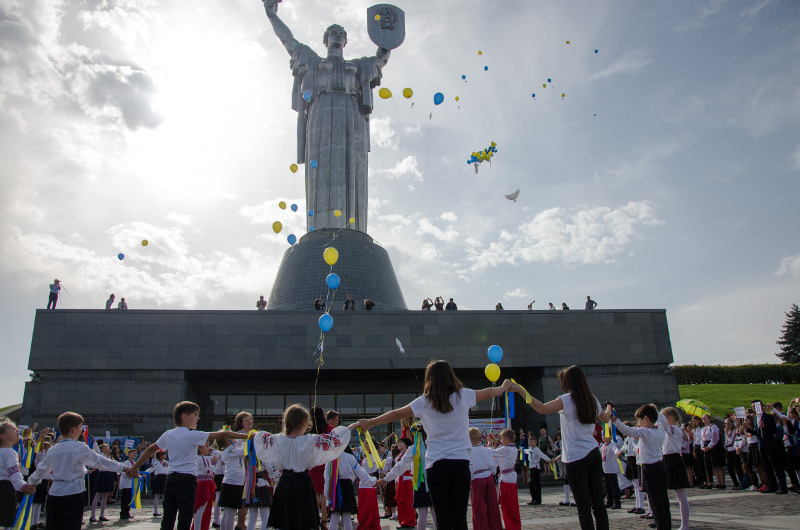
324, 447, 376, 530
468, 427, 502, 530
489, 429, 521, 530
0, 418, 29, 528
118, 448, 139, 520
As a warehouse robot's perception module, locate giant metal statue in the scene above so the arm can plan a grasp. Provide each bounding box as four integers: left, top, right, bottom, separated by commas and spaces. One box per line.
261, 1, 405, 234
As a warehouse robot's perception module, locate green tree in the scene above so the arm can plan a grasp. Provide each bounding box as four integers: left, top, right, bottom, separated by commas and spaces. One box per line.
776, 303, 800, 364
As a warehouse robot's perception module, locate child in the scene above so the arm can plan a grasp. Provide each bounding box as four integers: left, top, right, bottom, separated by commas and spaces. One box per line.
90, 443, 116, 522
118, 448, 139, 520
218, 434, 245, 530
211, 438, 229, 527
151, 450, 170, 517
324, 447, 376, 530
377, 437, 416, 528
194, 443, 216, 530
618, 423, 644, 514
524, 434, 551, 505
244, 468, 272, 530
0, 418, 29, 528
489, 429, 521, 530
357, 443, 383, 530
612, 405, 670, 530
660, 407, 690, 530
381, 444, 399, 520
468, 427, 502, 530
601, 436, 622, 510
252, 404, 355, 530
26, 412, 128, 529
127, 402, 248, 530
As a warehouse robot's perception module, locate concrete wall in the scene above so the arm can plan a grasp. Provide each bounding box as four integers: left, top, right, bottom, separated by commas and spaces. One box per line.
22, 308, 679, 438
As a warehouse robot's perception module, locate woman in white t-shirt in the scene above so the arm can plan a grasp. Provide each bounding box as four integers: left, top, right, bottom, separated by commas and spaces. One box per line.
357, 359, 511, 530
511, 365, 612, 530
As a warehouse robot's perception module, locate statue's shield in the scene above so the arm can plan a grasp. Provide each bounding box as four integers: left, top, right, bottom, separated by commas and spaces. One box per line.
367, 4, 405, 50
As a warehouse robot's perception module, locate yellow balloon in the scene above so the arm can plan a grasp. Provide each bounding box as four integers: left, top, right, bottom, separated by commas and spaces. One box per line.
379, 87, 392, 99
334, 209, 342, 217
349, 217, 355, 224
375, 14, 381, 21
455, 96, 460, 102
141, 240, 148, 247
279, 201, 286, 210
323, 247, 339, 266
272, 221, 282, 234
290, 163, 298, 173
566, 40, 570, 44
484, 363, 501, 383
402, 87, 413, 99
543, 83, 546, 87
478, 50, 483, 55
562, 93, 566, 97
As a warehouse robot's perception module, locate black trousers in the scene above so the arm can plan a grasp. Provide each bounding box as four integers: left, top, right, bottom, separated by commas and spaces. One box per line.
528, 466, 542, 503
725, 451, 742, 486
161, 473, 198, 530
426, 458, 470, 530
45, 492, 85, 530
642, 462, 671, 530
603, 473, 620, 506
120, 488, 132, 517
760, 447, 786, 490
565, 448, 609, 530
47, 292, 58, 309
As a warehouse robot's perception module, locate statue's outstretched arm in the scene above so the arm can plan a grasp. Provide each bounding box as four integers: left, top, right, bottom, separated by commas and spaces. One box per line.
375, 47, 391, 68
263, 1, 299, 55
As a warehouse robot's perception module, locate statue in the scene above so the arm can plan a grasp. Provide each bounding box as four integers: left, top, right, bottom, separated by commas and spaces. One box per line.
261, 1, 405, 234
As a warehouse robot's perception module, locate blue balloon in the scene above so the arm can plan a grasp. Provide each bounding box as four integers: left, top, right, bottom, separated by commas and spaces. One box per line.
484, 66, 488, 71
326, 273, 340, 290
487, 344, 503, 363
309, 226, 316, 232
547, 78, 552, 83
310, 160, 318, 168
433, 92, 444, 105
595, 49, 599, 54
303, 91, 311, 101
461, 74, 466, 79
117, 253, 124, 260
532, 93, 535, 98
308, 209, 314, 217
290, 203, 298, 212
318, 313, 333, 332
287, 234, 297, 245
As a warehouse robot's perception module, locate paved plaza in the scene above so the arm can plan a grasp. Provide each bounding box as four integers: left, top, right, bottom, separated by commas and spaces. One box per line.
73, 484, 799, 529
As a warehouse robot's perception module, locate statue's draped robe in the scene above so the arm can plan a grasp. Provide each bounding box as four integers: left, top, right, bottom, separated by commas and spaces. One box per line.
290, 44, 384, 233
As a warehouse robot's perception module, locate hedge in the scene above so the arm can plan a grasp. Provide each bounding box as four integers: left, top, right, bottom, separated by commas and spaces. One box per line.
674, 364, 800, 385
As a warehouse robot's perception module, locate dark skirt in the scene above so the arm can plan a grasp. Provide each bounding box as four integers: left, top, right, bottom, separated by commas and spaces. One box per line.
95, 471, 116, 494
33, 479, 49, 504
329, 479, 357, 514
0, 480, 16, 527
681, 453, 692, 468
746, 448, 761, 467
664, 453, 690, 490
218, 483, 244, 509
268, 470, 319, 530
214, 474, 224, 491
384, 480, 397, 508
625, 456, 639, 480
412, 481, 432, 508
152, 474, 167, 495
244, 484, 273, 508
704, 444, 725, 469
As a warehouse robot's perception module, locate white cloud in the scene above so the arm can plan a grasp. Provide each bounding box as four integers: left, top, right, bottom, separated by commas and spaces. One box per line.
775, 254, 800, 277
416, 218, 460, 243
165, 212, 195, 226
370, 116, 396, 149
440, 211, 458, 222
586, 50, 652, 82
379, 156, 422, 182
504, 288, 529, 299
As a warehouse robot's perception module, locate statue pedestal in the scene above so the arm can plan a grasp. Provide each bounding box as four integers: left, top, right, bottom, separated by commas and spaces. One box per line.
268, 229, 407, 311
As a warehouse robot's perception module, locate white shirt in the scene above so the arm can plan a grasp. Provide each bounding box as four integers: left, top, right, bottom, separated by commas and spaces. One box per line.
492, 445, 517, 483
409, 388, 477, 468
28, 439, 125, 496
359, 456, 382, 490
323, 452, 375, 500
196, 455, 215, 482
253, 426, 351, 473
383, 447, 415, 483
613, 418, 666, 465
0, 448, 25, 491
118, 459, 136, 489
558, 393, 602, 463
152, 459, 170, 475
470, 445, 496, 479
602, 443, 621, 474
692, 427, 703, 447
221, 443, 245, 485
154, 427, 210, 476
524, 446, 551, 470
660, 419, 684, 455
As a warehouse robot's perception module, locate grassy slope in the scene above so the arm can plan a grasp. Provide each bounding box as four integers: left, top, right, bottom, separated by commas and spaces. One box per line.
678, 384, 800, 416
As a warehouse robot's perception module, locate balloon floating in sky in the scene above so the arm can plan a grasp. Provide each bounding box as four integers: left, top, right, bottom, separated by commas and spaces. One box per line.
309, 226, 316, 232
433, 92, 444, 105
562, 93, 566, 98
303, 91, 311, 101
290, 163, 298, 173
379, 87, 392, 99
310, 160, 318, 168
374, 14, 381, 21
595, 49, 599, 53
403, 87, 413, 98
318, 313, 333, 332
531, 93, 535, 98
308, 209, 314, 217
484, 66, 488, 71
455, 96, 460, 102
478, 50, 483, 55
467, 141, 498, 171
272, 221, 282, 233
290, 203, 298, 212
141, 240, 148, 246
543, 83, 546, 87
484, 363, 500, 383
334, 209, 342, 217
487, 344, 504, 363
287, 234, 297, 245
594, 113, 597, 117
279, 201, 286, 210
323, 247, 339, 266
566, 40, 570, 44
547, 78, 552, 83
326, 273, 340, 290
461, 74, 466, 80
117, 253, 124, 260
349, 217, 355, 224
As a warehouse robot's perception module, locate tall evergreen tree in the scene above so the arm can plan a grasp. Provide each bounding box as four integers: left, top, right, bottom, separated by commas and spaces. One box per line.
776, 303, 800, 364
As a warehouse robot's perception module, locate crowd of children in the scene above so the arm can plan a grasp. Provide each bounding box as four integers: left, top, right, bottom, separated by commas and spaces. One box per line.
3, 363, 799, 530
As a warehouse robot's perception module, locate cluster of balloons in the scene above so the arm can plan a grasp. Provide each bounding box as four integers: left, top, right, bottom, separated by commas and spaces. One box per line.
378, 87, 414, 100
484, 345, 503, 382
318, 247, 340, 333
467, 141, 498, 166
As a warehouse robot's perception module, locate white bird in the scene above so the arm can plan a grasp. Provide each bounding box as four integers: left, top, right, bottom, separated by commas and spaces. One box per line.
504, 188, 520, 202
395, 338, 405, 354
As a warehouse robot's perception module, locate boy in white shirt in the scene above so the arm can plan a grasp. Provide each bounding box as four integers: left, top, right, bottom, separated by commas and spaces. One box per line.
524, 442, 551, 505
127, 401, 248, 530
26, 412, 128, 530
468, 427, 502, 530
118, 448, 139, 519
489, 429, 521, 530
601, 436, 622, 509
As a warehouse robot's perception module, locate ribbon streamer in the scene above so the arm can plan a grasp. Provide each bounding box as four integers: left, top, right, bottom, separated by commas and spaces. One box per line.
13, 494, 34, 530
550, 461, 558, 480
356, 428, 384, 470
510, 379, 532, 404
411, 427, 426, 492
242, 432, 262, 503
130, 476, 142, 509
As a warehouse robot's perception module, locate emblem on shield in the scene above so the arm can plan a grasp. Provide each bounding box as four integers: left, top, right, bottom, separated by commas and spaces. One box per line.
367, 4, 405, 50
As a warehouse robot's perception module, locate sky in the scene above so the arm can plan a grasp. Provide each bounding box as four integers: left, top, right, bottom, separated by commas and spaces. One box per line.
1, 0, 799, 406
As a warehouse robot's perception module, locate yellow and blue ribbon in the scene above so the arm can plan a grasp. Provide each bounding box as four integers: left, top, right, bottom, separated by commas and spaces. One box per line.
13, 494, 34, 530
243, 432, 262, 503
411, 427, 426, 492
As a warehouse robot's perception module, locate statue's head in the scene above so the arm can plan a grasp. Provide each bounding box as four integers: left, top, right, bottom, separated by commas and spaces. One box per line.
323, 24, 347, 49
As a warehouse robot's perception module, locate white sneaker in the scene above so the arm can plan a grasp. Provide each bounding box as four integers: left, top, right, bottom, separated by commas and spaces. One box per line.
746, 485, 757, 491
